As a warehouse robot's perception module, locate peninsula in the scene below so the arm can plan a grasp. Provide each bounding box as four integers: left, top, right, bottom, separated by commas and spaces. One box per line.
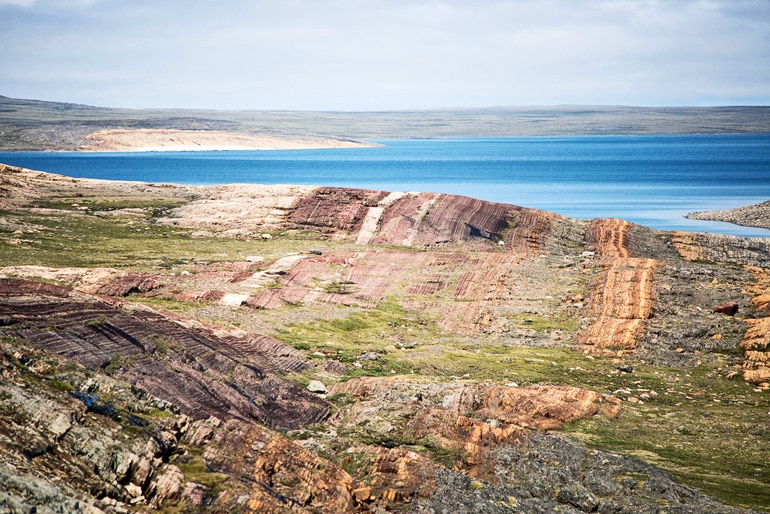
81, 128, 378, 152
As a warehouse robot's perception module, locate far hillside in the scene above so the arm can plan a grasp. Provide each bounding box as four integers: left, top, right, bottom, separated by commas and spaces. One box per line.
1, 95, 769, 151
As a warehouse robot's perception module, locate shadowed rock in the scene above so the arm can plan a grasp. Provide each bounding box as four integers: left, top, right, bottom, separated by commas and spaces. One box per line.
0, 278, 329, 430
713, 302, 740, 315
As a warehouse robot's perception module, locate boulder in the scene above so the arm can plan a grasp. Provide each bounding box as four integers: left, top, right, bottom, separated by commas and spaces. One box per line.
307, 380, 327, 394
713, 302, 739, 315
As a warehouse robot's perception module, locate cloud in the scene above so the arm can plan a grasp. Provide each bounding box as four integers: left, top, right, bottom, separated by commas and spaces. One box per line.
0, 0, 107, 6
0, 0, 767, 109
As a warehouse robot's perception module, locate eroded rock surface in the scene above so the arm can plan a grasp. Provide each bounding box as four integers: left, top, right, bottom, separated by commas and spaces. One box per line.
0, 278, 329, 430
418, 433, 755, 514
578, 219, 661, 354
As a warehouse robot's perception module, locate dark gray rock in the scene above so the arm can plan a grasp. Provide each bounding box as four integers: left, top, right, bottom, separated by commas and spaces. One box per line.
416, 433, 760, 514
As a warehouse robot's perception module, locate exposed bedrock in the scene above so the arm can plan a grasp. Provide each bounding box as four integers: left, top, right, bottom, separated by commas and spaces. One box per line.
162, 183, 589, 254
328, 377, 620, 480
672, 231, 770, 269
421, 432, 756, 514
2, 168, 769, 512
740, 266, 770, 383
2, 335, 757, 514
578, 219, 661, 354
670, 232, 770, 376
0, 278, 329, 430
579, 219, 768, 368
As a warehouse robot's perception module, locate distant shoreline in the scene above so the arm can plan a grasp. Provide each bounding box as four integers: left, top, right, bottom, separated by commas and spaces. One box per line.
2, 96, 769, 152
686, 201, 770, 231
79, 128, 380, 152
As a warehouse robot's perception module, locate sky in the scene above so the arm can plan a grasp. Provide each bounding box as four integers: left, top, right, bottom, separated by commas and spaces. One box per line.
0, 0, 768, 110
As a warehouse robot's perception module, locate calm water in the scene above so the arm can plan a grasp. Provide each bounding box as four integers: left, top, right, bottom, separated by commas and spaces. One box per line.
2, 134, 769, 236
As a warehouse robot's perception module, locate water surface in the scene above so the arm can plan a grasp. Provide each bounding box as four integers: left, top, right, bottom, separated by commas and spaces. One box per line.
1, 134, 768, 236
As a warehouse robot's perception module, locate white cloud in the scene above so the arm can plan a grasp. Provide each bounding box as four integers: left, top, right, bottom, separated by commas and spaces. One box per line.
0, 0, 767, 109
0, 0, 35, 6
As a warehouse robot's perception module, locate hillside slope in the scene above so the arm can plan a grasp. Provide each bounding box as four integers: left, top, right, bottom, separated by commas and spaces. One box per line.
1, 163, 769, 513
2, 95, 770, 151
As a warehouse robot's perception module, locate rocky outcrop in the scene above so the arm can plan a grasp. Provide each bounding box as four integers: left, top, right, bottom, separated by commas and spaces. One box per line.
329, 378, 620, 480
2, 331, 755, 513
445, 383, 620, 428
585, 217, 634, 258
366, 448, 439, 505
0, 278, 329, 430
251, 432, 356, 512
161, 183, 314, 236
741, 317, 770, 383
288, 187, 390, 238
419, 433, 756, 514
672, 231, 770, 268
0, 336, 200, 512
686, 201, 770, 230
157, 182, 579, 254
1, 163, 59, 209
579, 219, 660, 353
740, 267, 770, 384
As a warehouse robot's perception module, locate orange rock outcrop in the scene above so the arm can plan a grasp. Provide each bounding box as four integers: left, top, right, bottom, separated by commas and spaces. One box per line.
740, 266, 770, 383
250, 435, 356, 513
330, 378, 619, 480
579, 219, 660, 353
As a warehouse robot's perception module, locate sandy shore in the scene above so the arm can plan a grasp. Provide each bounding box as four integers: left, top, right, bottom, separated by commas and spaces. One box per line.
80, 128, 380, 152
686, 200, 770, 230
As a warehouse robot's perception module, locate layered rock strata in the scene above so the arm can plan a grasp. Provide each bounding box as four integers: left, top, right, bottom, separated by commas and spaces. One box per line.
0, 278, 329, 430
578, 218, 660, 353
672, 231, 770, 269
740, 266, 770, 384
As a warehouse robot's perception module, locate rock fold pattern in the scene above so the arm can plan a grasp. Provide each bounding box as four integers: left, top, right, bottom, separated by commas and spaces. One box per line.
0, 278, 329, 430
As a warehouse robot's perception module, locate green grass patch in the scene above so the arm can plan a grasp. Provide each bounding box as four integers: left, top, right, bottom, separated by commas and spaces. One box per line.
0, 210, 248, 269
564, 360, 770, 513
505, 312, 580, 332
127, 295, 202, 314
0, 209, 371, 270
275, 298, 436, 369
323, 280, 356, 294
102, 353, 141, 372
33, 197, 188, 214
176, 455, 230, 494
46, 379, 72, 392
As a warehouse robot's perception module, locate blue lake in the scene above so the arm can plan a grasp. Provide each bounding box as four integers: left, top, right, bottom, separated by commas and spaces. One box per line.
2, 134, 769, 237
